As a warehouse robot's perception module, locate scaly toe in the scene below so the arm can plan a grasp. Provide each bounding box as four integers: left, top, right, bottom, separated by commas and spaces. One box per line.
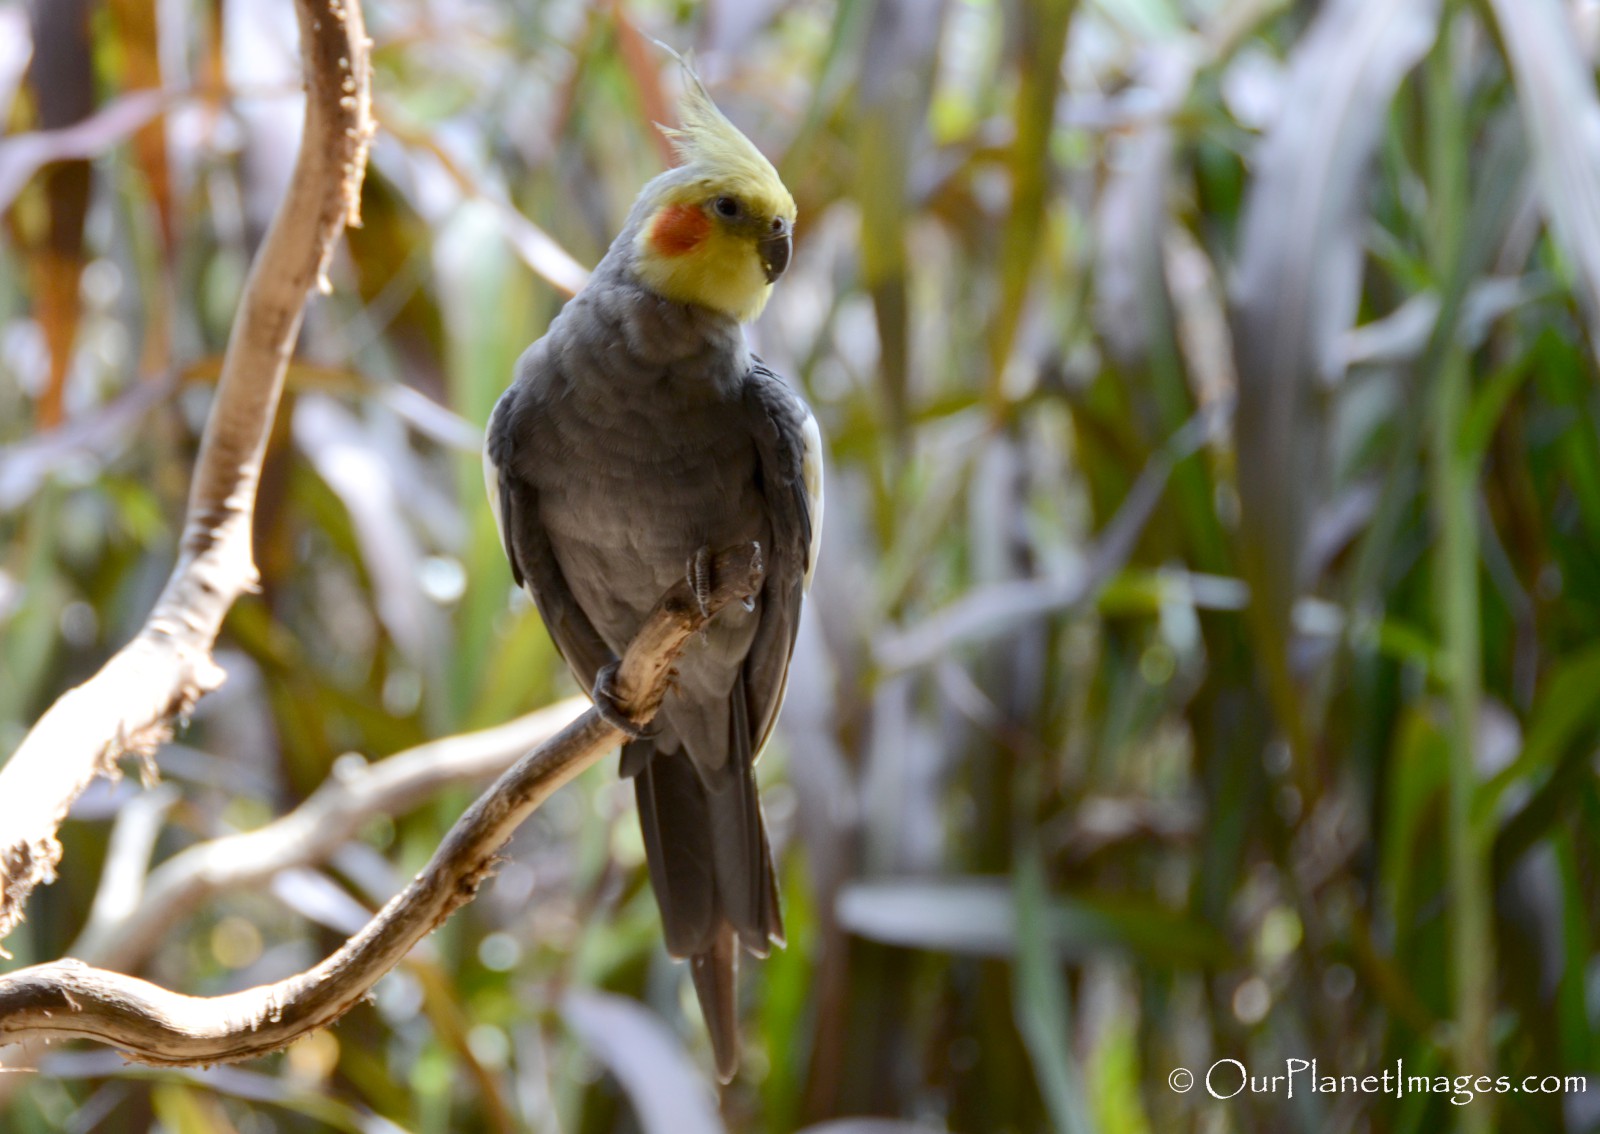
686, 546, 714, 620
592, 661, 655, 740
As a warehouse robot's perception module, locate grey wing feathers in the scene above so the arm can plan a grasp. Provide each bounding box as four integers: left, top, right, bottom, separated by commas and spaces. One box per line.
742, 362, 821, 760
485, 387, 614, 693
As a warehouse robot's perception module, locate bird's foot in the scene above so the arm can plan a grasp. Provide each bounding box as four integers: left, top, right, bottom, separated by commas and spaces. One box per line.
592, 661, 656, 740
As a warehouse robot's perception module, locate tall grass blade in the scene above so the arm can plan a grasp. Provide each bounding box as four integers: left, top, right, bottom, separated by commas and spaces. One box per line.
1227, 0, 1441, 736
1486, 0, 1600, 353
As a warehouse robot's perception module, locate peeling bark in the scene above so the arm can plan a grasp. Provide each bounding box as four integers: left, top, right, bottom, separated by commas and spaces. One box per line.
0, 0, 375, 947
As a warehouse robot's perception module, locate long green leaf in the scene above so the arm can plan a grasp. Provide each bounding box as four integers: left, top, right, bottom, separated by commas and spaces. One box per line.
1013, 850, 1094, 1134
1228, 0, 1441, 733
1486, 0, 1600, 352
836, 877, 1228, 965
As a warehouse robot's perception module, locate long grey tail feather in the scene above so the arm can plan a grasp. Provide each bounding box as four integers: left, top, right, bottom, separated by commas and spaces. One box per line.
719, 675, 785, 953
627, 675, 784, 1080
626, 679, 784, 957
630, 740, 784, 947
691, 924, 740, 1084
631, 741, 716, 956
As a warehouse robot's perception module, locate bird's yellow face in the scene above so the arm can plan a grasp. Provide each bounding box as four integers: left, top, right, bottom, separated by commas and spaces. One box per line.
635, 182, 796, 323
630, 72, 797, 324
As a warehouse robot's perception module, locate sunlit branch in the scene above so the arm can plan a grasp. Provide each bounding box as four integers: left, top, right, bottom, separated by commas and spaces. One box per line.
0, 0, 374, 947
0, 543, 764, 1066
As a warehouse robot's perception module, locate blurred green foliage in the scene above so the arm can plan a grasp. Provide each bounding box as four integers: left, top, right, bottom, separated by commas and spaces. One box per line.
4, 0, 1600, 1131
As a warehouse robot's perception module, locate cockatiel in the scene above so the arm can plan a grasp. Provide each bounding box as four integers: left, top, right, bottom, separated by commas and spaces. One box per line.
483, 67, 821, 1082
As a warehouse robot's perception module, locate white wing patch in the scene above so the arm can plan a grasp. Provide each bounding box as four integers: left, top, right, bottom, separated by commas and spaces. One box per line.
483, 444, 510, 559
800, 409, 824, 590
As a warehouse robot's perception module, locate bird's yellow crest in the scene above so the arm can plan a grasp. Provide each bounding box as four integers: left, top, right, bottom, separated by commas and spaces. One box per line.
633, 58, 796, 323
659, 72, 793, 221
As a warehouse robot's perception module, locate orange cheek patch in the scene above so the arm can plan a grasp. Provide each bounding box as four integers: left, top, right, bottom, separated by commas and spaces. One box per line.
648, 204, 712, 256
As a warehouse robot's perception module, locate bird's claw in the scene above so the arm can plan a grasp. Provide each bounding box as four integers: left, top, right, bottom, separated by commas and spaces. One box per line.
592, 661, 656, 740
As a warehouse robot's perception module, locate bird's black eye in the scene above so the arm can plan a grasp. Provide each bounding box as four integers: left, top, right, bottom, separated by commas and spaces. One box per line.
713, 196, 740, 219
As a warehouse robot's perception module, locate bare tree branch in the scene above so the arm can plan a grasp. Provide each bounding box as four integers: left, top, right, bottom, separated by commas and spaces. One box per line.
0, 703, 581, 1101
0, 0, 374, 946
0, 542, 766, 1065
71, 698, 585, 973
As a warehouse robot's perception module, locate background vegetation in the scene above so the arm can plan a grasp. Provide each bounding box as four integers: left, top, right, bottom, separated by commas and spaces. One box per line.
4, 0, 1600, 1130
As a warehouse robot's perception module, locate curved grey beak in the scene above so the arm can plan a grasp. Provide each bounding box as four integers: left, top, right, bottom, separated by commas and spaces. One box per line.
759, 229, 791, 283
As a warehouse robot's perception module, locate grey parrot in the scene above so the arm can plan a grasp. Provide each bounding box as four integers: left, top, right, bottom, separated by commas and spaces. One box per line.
482, 71, 822, 1082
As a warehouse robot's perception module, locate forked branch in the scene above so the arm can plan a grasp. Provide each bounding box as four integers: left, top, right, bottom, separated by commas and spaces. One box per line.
0, 543, 764, 1065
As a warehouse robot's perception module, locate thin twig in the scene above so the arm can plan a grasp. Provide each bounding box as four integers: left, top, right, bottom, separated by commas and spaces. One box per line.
70, 699, 585, 973
379, 109, 591, 297
0, 0, 374, 947
0, 543, 765, 1065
